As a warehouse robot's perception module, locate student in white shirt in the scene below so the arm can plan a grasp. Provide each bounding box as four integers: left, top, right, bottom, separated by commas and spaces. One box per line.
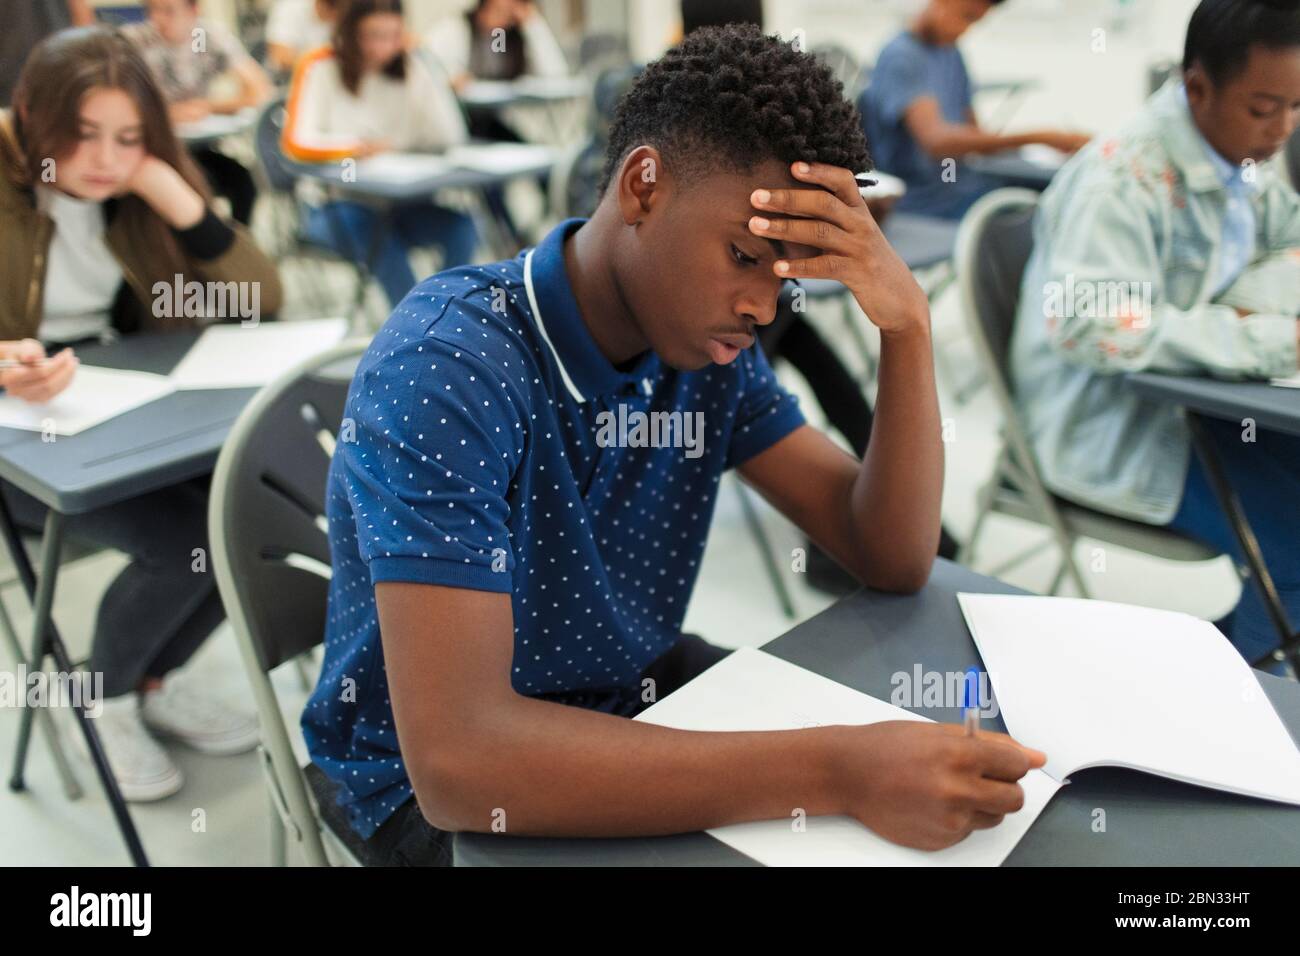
282, 0, 478, 307
426, 0, 568, 92
264, 0, 341, 75
125, 0, 272, 224
425, 0, 568, 143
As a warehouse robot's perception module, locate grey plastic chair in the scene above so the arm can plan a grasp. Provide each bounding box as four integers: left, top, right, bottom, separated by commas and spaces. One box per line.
209, 337, 371, 866
955, 188, 1222, 595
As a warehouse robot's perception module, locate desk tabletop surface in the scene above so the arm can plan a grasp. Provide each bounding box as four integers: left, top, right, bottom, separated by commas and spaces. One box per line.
1129, 372, 1300, 439
0, 332, 255, 516
455, 559, 1300, 866
290, 145, 558, 201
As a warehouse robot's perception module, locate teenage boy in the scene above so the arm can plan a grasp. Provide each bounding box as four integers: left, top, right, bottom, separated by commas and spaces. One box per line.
1011, 0, 1300, 668
305, 24, 1044, 866
863, 0, 1090, 219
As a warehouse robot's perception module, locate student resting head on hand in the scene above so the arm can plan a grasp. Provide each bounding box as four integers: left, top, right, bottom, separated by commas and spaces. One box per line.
304, 23, 1046, 865
0, 26, 283, 803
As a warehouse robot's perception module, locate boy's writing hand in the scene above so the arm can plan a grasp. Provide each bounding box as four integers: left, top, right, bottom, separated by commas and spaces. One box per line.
749, 161, 930, 336
833, 720, 1047, 851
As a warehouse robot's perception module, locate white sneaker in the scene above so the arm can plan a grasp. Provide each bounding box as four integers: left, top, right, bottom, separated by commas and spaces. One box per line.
83, 694, 184, 802
140, 677, 260, 756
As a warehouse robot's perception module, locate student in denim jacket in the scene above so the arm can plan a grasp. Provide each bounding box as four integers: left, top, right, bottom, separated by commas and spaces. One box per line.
1011, 0, 1300, 667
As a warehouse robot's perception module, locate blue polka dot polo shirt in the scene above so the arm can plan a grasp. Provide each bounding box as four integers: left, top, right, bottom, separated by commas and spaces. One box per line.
302, 218, 806, 838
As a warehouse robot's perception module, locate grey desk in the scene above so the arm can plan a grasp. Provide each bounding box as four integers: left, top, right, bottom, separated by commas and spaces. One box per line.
965, 150, 1062, 191
0, 334, 255, 515
880, 212, 961, 272
178, 108, 259, 149
455, 559, 1300, 866
289, 147, 558, 203
799, 212, 961, 392
1129, 373, 1300, 668
4, 331, 258, 867
458, 76, 589, 111
289, 145, 558, 322
1129, 374, 1300, 439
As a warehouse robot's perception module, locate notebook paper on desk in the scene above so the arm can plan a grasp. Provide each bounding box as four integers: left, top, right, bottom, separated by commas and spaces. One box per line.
351, 152, 453, 186
0, 366, 174, 436
169, 319, 348, 390
635, 647, 1062, 866
444, 143, 557, 175
957, 593, 1300, 804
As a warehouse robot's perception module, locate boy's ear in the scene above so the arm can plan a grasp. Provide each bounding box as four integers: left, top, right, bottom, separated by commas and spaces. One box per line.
615, 144, 665, 226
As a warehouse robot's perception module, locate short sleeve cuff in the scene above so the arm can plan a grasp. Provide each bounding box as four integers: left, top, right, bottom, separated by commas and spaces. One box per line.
725, 400, 806, 469
369, 555, 514, 593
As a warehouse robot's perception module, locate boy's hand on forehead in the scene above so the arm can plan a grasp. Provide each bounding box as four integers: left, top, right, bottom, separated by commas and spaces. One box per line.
749, 161, 929, 336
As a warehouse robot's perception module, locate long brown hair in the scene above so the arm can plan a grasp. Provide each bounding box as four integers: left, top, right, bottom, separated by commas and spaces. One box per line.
1, 26, 211, 289
334, 0, 407, 96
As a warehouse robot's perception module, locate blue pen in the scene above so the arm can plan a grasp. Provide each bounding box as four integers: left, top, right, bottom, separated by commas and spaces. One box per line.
962, 666, 982, 736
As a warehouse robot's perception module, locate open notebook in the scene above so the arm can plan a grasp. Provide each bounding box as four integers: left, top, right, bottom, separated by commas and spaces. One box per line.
636, 596, 1300, 866
636, 647, 1063, 866
956, 593, 1300, 804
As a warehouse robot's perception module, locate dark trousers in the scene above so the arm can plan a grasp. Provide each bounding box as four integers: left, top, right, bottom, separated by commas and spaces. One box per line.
360, 633, 733, 866
0, 475, 224, 698
192, 146, 257, 226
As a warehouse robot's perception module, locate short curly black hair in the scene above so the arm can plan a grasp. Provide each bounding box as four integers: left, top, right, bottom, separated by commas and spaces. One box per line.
600, 24, 871, 195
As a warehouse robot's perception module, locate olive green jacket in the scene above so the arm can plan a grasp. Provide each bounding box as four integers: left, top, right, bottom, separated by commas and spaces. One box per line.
0, 116, 282, 340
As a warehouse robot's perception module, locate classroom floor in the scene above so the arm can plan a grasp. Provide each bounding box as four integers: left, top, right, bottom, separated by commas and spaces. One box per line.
0, 237, 1248, 866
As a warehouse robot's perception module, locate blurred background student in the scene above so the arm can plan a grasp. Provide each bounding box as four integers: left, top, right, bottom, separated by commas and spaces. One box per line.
264, 0, 342, 76
862, 0, 1090, 220
125, 0, 271, 225
0, 0, 94, 106
281, 0, 479, 308
425, 0, 568, 143
0, 27, 283, 800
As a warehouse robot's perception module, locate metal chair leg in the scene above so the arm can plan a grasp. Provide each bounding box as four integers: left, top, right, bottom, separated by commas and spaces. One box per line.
733, 479, 797, 619
270, 790, 287, 867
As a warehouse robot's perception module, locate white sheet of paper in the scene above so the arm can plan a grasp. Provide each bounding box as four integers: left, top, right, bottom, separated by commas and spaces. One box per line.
444, 143, 557, 175
957, 593, 1300, 804
635, 647, 1062, 866
512, 75, 589, 99
169, 319, 348, 390
1019, 143, 1069, 168
350, 152, 453, 185
1271, 371, 1300, 388
177, 107, 257, 141
0, 365, 175, 436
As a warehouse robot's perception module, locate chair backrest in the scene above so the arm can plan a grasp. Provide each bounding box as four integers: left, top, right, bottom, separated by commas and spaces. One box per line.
591, 62, 643, 137
210, 338, 366, 675
549, 135, 608, 220
955, 188, 1039, 392
209, 338, 367, 866
252, 95, 299, 196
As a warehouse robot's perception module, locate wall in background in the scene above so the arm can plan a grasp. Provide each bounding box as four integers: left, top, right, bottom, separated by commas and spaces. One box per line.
629, 0, 1201, 137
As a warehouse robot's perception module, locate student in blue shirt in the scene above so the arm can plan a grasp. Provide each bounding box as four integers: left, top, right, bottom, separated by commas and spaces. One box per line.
1010, 0, 1300, 671
862, 0, 1090, 219
303, 24, 1045, 865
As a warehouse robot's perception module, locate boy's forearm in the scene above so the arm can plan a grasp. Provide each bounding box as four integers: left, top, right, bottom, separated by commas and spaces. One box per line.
849, 322, 943, 591
416, 695, 847, 837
